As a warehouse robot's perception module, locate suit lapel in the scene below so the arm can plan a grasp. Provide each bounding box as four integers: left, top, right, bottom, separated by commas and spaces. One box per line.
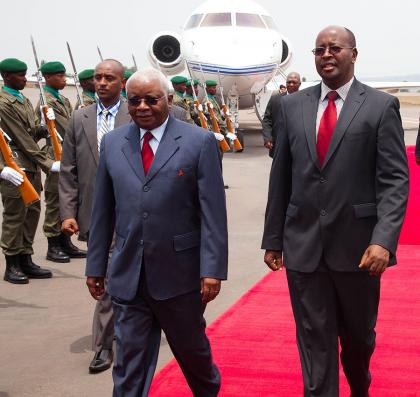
322, 79, 366, 169
146, 117, 180, 183
115, 102, 130, 127
82, 105, 99, 165
302, 84, 321, 169
121, 123, 145, 182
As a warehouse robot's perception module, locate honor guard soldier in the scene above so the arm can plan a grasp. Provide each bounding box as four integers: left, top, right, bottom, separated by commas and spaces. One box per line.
205, 80, 227, 135
121, 70, 133, 101
36, 61, 86, 263
170, 75, 194, 124
184, 79, 202, 126
0, 58, 60, 284
76, 69, 96, 109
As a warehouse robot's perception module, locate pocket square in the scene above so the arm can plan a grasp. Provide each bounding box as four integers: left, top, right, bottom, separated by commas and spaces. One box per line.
178, 169, 184, 177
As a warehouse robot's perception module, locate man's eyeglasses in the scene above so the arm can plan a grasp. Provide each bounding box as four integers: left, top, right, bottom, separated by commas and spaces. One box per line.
127, 95, 166, 107
312, 46, 354, 56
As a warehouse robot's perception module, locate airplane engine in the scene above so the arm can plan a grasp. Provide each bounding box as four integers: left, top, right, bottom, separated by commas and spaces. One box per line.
279, 37, 292, 69
148, 32, 185, 75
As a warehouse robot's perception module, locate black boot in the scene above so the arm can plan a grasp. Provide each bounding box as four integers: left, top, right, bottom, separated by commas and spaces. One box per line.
20, 254, 52, 279
4, 254, 29, 284
60, 233, 87, 258
46, 236, 70, 263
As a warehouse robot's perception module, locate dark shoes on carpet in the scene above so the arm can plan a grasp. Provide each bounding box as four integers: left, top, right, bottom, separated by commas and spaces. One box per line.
89, 348, 113, 374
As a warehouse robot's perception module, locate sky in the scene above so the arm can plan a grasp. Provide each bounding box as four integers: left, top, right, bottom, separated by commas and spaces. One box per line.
1, 0, 419, 81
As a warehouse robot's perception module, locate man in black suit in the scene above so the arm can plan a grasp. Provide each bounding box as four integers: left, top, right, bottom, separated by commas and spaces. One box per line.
262, 26, 409, 397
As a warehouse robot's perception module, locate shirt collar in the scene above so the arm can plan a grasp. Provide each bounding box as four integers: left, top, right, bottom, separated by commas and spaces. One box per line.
174, 90, 184, 98
83, 90, 96, 100
2, 86, 24, 102
320, 77, 354, 102
97, 99, 121, 116
140, 116, 170, 143
44, 85, 63, 103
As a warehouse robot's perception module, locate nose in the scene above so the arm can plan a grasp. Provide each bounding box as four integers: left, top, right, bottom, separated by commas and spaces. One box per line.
321, 47, 333, 57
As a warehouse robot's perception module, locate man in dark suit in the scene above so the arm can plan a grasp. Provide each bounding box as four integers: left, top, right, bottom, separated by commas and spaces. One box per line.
85, 69, 228, 396
262, 73, 301, 157
59, 59, 132, 374
262, 26, 409, 397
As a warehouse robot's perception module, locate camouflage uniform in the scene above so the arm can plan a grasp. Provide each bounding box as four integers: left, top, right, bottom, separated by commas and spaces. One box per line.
172, 91, 194, 124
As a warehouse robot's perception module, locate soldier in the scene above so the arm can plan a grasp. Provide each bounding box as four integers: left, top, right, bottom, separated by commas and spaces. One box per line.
120, 69, 133, 101
204, 80, 227, 135
76, 69, 96, 109
170, 75, 194, 124
184, 79, 202, 126
36, 61, 86, 263
0, 58, 59, 284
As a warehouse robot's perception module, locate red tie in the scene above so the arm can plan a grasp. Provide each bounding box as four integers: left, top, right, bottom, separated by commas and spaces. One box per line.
142, 131, 154, 175
317, 91, 338, 167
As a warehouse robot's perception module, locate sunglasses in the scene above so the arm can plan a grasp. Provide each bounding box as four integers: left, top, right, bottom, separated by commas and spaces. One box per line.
312, 46, 354, 56
127, 95, 166, 107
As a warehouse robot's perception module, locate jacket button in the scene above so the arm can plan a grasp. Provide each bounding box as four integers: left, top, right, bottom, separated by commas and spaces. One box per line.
139, 240, 144, 246
143, 185, 150, 192
320, 177, 326, 183
142, 212, 148, 219
320, 209, 327, 216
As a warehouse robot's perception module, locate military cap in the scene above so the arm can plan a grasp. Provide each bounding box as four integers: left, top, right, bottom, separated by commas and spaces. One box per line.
78, 69, 94, 80
40, 61, 66, 75
170, 75, 188, 84
124, 70, 134, 79
186, 79, 199, 87
0, 58, 27, 73
205, 80, 218, 87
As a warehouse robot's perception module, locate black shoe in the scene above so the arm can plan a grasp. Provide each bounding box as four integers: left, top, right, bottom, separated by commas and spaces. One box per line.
4, 254, 29, 284
224, 185, 229, 189
20, 254, 52, 279
60, 233, 87, 258
46, 236, 70, 263
89, 348, 113, 374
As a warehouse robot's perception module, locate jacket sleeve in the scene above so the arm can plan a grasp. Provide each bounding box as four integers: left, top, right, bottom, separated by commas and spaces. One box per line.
197, 132, 228, 280
370, 96, 409, 257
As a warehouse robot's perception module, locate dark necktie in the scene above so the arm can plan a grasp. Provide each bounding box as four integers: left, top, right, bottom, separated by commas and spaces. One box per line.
142, 131, 154, 175
317, 91, 338, 167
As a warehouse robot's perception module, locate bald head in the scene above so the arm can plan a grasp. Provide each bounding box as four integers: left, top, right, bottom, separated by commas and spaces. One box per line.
316, 25, 356, 49
126, 69, 169, 96
94, 59, 125, 107
95, 59, 125, 78
286, 72, 301, 94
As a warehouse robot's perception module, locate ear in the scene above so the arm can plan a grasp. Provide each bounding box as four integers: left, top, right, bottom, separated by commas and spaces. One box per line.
167, 93, 173, 106
351, 47, 358, 64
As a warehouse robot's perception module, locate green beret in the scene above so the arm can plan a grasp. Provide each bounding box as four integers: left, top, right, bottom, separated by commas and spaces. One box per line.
205, 80, 217, 87
78, 69, 94, 80
0, 58, 27, 73
124, 70, 134, 79
186, 79, 199, 87
170, 75, 188, 84
40, 61, 66, 75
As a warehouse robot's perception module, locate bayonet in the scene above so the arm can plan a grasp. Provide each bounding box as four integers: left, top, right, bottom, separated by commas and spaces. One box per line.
97, 46, 104, 61
66, 41, 83, 107
132, 54, 138, 71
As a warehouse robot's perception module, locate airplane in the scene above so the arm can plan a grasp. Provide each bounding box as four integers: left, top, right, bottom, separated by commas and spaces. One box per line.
147, 0, 292, 143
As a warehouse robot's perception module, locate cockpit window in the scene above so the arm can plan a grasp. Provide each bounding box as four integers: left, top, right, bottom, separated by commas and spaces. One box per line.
200, 13, 232, 27
261, 15, 278, 30
236, 13, 266, 28
185, 14, 203, 29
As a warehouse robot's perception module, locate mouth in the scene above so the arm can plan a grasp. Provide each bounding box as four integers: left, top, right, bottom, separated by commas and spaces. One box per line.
321, 62, 336, 72
97, 89, 108, 94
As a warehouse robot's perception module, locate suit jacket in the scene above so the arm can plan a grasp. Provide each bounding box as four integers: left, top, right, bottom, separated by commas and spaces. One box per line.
261, 92, 286, 157
170, 104, 190, 123
85, 116, 228, 301
59, 102, 131, 241
262, 79, 409, 272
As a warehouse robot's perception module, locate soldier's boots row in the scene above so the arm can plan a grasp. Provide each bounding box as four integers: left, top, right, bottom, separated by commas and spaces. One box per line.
4, 254, 52, 284
46, 234, 87, 263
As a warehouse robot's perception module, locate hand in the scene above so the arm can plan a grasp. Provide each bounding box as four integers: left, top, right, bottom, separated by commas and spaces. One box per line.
46, 108, 55, 121
86, 277, 105, 300
264, 250, 283, 271
201, 278, 221, 303
264, 140, 273, 150
0, 167, 24, 186
195, 103, 203, 113
214, 132, 225, 142
50, 161, 60, 173
61, 218, 79, 236
416, 156, 420, 165
359, 244, 390, 276
226, 132, 237, 141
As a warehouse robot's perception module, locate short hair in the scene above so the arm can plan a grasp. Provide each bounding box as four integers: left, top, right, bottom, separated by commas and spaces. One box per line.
344, 28, 357, 47
95, 59, 125, 78
286, 72, 301, 82
126, 69, 170, 95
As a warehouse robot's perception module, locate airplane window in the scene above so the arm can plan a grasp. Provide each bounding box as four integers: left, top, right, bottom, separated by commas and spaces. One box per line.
185, 14, 203, 29
200, 13, 232, 27
236, 13, 266, 28
261, 15, 278, 30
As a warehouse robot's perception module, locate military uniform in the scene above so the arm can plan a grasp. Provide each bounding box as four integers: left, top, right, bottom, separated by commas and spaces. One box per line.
170, 76, 194, 124
0, 57, 54, 283
205, 81, 227, 135
75, 90, 96, 110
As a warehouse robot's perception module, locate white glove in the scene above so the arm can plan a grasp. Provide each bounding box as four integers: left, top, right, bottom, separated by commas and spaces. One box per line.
220, 109, 225, 118
0, 167, 24, 186
214, 133, 225, 142
207, 101, 214, 109
40, 107, 56, 126
195, 103, 203, 113
226, 132, 237, 141
50, 161, 60, 173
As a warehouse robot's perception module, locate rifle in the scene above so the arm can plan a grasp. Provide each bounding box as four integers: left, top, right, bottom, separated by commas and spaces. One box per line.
199, 65, 230, 152
97, 46, 104, 61
0, 121, 40, 206
217, 70, 242, 151
66, 41, 84, 107
30, 35, 62, 161
186, 62, 207, 129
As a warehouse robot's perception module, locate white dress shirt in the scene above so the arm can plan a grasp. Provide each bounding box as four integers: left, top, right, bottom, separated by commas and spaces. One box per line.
139, 116, 169, 154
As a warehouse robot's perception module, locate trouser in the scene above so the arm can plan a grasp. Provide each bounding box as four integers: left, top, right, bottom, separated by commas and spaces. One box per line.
43, 171, 61, 237
111, 277, 220, 397
92, 290, 115, 352
0, 172, 41, 256
286, 269, 380, 397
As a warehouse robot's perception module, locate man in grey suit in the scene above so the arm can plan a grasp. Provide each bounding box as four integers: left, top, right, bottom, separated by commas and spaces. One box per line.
86, 69, 228, 397
262, 26, 409, 397
59, 59, 132, 373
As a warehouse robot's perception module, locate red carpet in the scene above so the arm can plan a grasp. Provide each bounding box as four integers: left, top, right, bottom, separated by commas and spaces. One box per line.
150, 149, 420, 397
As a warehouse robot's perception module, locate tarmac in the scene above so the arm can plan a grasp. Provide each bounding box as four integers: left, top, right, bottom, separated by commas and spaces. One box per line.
0, 88, 418, 396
